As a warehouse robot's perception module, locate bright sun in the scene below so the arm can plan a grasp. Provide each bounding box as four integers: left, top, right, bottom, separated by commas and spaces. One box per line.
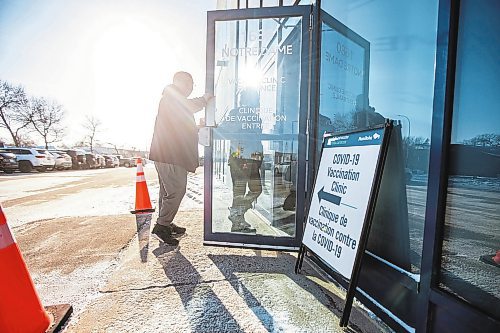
89, 18, 174, 147
91, 19, 172, 97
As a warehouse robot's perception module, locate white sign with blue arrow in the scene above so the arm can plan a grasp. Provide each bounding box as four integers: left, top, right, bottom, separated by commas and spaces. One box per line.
302, 128, 385, 279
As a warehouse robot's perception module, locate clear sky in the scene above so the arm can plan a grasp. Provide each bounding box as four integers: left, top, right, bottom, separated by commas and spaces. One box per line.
320, 0, 499, 144
0, 0, 216, 150
2, 0, 498, 149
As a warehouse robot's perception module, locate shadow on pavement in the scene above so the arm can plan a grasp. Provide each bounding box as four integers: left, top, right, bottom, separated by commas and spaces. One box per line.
153, 244, 244, 333
208, 252, 365, 333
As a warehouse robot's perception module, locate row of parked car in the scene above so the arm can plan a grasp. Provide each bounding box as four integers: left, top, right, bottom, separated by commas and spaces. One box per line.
0, 147, 139, 174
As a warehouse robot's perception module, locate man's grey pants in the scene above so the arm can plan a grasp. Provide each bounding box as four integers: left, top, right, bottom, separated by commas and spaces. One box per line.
155, 162, 187, 226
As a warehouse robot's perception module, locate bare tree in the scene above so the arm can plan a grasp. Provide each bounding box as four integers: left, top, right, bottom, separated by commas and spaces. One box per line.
16, 133, 37, 147
82, 115, 101, 152
0, 80, 30, 146
106, 142, 121, 155
107, 142, 123, 155
28, 97, 65, 149
403, 136, 430, 147
463, 133, 500, 147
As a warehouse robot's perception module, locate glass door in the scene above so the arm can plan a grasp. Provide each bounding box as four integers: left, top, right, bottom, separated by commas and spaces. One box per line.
204, 6, 312, 250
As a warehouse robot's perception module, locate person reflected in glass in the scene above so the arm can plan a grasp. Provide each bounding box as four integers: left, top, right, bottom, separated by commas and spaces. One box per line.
219, 88, 263, 233
353, 94, 385, 130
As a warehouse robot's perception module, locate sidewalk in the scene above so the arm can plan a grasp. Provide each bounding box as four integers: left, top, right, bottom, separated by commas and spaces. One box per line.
65, 170, 392, 333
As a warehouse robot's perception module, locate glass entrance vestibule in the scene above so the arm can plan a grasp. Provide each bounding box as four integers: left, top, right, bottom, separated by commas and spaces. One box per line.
204, 4, 375, 250
204, 1, 500, 333
203, 5, 417, 329
204, 6, 311, 249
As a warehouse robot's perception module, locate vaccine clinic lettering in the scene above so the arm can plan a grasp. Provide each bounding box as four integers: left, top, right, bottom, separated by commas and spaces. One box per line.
302, 130, 383, 278
226, 77, 286, 92
224, 107, 286, 130
309, 151, 360, 259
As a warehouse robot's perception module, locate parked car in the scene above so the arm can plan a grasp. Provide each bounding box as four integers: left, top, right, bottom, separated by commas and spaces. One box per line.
112, 155, 119, 167
104, 155, 119, 168
3, 147, 47, 173
35, 149, 56, 171
127, 157, 137, 167
75, 150, 87, 169
274, 161, 291, 176
95, 154, 106, 168
85, 153, 98, 169
64, 149, 87, 170
119, 157, 136, 168
103, 155, 113, 168
63, 150, 78, 169
405, 168, 413, 184
49, 150, 73, 170
0, 150, 18, 173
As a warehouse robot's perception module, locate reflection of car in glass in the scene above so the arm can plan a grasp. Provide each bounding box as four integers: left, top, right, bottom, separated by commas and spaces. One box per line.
49, 150, 73, 170
262, 155, 272, 170
0, 150, 18, 173
274, 161, 291, 176
405, 168, 413, 183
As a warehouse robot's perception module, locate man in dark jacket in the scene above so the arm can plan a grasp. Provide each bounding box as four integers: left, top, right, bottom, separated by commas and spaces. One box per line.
149, 71, 211, 245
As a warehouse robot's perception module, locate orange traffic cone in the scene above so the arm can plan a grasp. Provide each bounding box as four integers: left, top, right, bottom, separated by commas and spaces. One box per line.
0, 205, 51, 333
131, 158, 155, 214
130, 158, 154, 262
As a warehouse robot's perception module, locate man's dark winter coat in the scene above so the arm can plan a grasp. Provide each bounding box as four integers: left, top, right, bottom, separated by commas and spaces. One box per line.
149, 85, 206, 172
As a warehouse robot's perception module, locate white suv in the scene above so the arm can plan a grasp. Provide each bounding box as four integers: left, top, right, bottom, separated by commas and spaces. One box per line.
34, 149, 56, 171
49, 150, 73, 170
4, 147, 50, 173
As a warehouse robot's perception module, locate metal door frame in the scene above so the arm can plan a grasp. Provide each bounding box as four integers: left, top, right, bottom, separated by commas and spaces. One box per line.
204, 5, 313, 250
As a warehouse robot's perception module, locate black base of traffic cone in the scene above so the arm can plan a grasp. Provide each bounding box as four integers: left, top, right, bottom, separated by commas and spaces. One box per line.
45, 304, 73, 333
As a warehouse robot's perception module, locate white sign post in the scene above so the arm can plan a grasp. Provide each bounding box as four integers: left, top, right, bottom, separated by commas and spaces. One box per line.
296, 123, 392, 327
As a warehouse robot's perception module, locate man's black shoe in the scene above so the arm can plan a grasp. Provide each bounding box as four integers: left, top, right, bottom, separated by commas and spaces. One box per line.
170, 223, 186, 237
228, 215, 256, 233
152, 224, 179, 246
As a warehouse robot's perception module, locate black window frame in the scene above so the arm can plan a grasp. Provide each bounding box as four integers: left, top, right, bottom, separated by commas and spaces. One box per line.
203, 5, 313, 250
417, 0, 500, 332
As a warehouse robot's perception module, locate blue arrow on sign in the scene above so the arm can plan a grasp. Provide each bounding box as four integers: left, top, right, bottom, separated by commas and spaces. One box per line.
317, 187, 342, 206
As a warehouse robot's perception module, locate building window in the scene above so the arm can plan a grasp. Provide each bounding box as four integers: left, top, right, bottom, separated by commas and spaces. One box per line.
439, 0, 500, 320
319, 0, 439, 273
